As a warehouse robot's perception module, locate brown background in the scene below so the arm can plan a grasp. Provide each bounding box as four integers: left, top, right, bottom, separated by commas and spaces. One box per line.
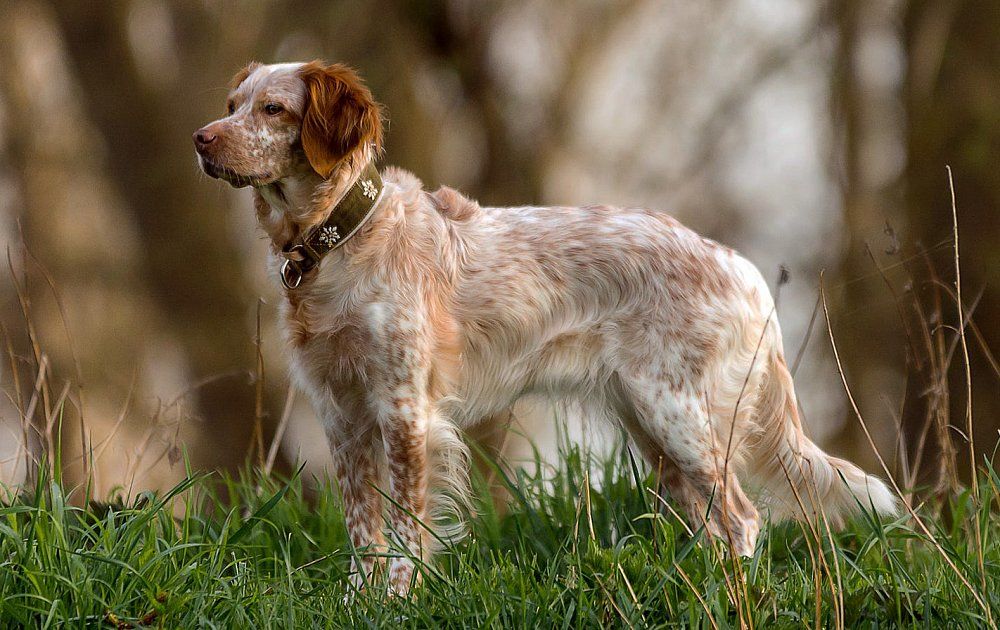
0, 0, 997, 497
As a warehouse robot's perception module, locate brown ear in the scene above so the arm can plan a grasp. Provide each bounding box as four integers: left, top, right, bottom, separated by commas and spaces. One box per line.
298, 61, 384, 179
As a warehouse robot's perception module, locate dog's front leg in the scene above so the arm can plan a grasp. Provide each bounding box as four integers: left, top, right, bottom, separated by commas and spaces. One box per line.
380, 396, 430, 594
374, 335, 434, 595
330, 431, 385, 592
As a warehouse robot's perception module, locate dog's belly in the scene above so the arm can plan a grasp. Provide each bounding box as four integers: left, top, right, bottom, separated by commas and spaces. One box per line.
449, 329, 609, 427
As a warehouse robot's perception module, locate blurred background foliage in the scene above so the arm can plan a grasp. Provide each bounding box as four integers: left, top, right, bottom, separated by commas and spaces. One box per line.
0, 0, 997, 497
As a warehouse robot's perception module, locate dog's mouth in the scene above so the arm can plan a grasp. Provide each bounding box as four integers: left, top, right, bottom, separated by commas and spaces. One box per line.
199, 158, 272, 188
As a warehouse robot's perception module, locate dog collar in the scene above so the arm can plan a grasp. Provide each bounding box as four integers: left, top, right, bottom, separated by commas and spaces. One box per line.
279, 162, 384, 289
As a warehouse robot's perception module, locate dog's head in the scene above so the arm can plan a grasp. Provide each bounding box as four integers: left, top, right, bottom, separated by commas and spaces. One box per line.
193, 61, 383, 188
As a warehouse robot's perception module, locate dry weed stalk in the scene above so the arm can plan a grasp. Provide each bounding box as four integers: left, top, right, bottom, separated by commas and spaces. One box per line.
947, 166, 987, 619
821, 274, 994, 626
252, 298, 267, 470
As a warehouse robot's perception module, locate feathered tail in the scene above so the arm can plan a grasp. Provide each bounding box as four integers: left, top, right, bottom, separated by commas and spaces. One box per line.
747, 345, 898, 524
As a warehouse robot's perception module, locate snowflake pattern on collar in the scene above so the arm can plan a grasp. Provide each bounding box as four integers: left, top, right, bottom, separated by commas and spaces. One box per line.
317, 225, 340, 248
361, 178, 378, 200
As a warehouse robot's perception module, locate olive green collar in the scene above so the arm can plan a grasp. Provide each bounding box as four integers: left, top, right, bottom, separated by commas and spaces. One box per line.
279, 162, 384, 289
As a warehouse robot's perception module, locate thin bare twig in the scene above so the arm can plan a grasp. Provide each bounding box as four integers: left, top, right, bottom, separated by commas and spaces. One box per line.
264, 384, 296, 477
22, 246, 89, 482
252, 298, 266, 469
821, 274, 993, 625
947, 166, 987, 612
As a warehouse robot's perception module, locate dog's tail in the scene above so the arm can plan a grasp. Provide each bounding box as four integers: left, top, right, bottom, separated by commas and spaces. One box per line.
746, 340, 898, 525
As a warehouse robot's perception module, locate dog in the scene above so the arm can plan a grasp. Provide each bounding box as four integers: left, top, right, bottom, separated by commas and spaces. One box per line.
193, 60, 897, 594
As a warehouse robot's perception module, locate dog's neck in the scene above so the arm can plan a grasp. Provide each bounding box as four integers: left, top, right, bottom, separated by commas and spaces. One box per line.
253, 150, 372, 252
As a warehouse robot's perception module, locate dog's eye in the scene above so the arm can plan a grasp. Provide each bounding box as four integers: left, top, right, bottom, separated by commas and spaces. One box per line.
226, 101, 235, 115
264, 103, 283, 116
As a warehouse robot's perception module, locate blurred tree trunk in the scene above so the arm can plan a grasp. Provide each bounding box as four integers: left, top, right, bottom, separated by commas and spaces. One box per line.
386, 0, 647, 206
902, 0, 1000, 488
45, 1, 269, 474
828, 0, 908, 474
0, 0, 198, 490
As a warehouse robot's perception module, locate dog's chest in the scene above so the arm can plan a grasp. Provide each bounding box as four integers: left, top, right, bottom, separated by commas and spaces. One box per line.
281, 288, 376, 385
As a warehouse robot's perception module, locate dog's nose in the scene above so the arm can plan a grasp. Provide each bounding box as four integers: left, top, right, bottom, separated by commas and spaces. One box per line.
193, 128, 218, 152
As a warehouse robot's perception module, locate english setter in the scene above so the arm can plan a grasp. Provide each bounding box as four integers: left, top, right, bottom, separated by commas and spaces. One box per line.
194, 60, 896, 594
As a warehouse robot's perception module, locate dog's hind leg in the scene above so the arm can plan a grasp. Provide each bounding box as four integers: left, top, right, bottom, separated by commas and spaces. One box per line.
617, 371, 760, 555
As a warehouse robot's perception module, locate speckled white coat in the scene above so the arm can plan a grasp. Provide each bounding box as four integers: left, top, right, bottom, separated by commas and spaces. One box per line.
194, 61, 898, 595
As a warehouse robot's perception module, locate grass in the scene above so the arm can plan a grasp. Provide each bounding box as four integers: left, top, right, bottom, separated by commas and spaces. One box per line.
2, 441, 999, 629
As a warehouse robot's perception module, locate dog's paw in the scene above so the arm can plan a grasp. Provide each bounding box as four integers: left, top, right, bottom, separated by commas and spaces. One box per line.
386, 557, 417, 597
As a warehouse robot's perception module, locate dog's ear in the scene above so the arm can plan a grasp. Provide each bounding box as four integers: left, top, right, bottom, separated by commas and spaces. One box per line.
298, 61, 384, 179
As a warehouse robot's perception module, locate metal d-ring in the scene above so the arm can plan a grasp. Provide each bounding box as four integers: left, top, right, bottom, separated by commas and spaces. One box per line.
280, 258, 303, 290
